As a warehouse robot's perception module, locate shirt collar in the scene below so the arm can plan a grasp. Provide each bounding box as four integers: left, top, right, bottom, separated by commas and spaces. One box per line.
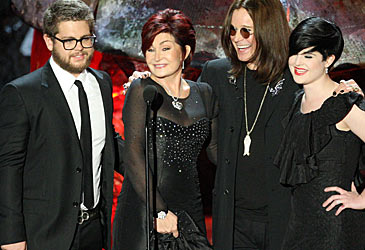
50, 56, 88, 92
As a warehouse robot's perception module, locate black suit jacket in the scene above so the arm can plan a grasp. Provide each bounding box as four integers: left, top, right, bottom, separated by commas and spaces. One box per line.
199, 58, 299, 250
0, 61, 122, 250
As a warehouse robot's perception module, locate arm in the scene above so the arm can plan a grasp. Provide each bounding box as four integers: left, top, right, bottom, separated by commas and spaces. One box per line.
205, 87, 218, 165
123, 81, 179, 235
322, 102, 365, 215
0, 85, 28, 247
206, 114, 218, 165
198, 61, 219, 164
122, 80, 168, 214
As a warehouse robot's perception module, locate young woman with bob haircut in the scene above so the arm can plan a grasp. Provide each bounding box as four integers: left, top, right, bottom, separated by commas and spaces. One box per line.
275, 17, 365, 249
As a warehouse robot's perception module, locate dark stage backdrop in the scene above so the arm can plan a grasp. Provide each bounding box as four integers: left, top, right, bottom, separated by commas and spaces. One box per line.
11, 0, 365, 65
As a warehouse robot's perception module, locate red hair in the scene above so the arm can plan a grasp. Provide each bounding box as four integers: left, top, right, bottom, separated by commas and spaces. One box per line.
141, 9, 196, 68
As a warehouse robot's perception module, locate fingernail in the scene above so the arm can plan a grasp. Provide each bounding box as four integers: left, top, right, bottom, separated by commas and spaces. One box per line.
332, 91, 336, 96
340, 90, 344, 93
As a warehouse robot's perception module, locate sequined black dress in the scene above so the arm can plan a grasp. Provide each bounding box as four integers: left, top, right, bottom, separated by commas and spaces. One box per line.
112, 78, 217, 250
274, 90, 365, 250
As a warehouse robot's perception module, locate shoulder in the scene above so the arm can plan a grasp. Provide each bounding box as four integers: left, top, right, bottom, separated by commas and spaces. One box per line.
333, 92, 365, 111
199, 58, 232, 91
191, 80, 213, 93
203, 58, 231, 72
313, 92, 365, 125
88, 67, 112, 84
326, 92, 364, 109
125, 78, 152, 100
1, 68, 44, 103
129, 78, 147, 91
5, 67, 43, 89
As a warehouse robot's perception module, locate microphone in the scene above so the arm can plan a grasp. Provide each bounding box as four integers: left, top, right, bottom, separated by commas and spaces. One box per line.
143, 85, 157, 105
143, 84, 157, 250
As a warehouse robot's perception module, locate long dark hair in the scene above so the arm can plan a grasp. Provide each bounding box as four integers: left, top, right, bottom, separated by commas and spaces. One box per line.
221, 0, 290, 83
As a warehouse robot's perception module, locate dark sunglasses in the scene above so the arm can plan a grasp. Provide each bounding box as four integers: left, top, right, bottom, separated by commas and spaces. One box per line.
229, 25, 253, 39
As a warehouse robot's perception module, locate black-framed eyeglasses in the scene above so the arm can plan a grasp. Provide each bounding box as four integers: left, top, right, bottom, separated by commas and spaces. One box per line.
52, 35, 96, 50
230, 25, 253, 39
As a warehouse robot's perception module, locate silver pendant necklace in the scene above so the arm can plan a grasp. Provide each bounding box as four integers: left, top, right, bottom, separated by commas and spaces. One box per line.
163, 81, 184, 111
171, 96, 183, 110
243, 66, 270, 156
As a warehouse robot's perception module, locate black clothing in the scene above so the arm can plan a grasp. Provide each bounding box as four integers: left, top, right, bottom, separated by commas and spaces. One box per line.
0, 62, 123, 250
112, 78, 217, 250
233, 214, 269, 250
70, 214, 103, 250
275, 90, 365, 249
199, 58, 299, 250
235, 67, 269, 222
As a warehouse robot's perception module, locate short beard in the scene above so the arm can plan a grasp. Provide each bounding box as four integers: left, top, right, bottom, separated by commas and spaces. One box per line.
52, 49, 93, 74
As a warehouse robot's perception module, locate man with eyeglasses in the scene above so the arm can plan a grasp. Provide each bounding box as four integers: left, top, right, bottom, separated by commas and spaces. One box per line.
0, 0, 123, 250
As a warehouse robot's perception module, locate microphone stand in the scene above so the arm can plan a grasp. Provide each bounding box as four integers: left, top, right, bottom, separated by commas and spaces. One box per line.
145, 99, 152, 250
143, 84, 157, 250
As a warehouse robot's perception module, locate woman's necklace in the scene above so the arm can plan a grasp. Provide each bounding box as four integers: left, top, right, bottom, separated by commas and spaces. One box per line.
243, 66, 270, 156
163, 81, 184, 110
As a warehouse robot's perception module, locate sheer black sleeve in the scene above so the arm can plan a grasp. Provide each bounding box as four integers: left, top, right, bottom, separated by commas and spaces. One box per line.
122, 79, 167, 213
195, 81, 218, 165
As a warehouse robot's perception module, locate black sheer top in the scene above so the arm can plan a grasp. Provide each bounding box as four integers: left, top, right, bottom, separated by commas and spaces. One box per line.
122, 77, 218, 216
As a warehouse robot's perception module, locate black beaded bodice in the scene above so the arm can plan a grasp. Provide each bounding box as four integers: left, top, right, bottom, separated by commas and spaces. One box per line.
149, 117, 210, 168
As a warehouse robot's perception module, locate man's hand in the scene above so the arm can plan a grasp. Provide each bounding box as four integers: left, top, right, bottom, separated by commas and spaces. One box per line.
1, 241, 27, 250
333, 79, 364, 97
122, 71, 151, 94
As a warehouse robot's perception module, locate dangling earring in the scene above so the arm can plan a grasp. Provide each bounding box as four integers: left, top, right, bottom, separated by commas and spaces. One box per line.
182, 61, 185, 70
325, 67, 328, 74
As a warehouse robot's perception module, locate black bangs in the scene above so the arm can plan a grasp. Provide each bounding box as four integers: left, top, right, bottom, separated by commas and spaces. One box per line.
289, 17, 344, 67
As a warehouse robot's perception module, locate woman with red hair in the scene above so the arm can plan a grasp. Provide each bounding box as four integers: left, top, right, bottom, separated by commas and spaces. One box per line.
112, 9, 216, 250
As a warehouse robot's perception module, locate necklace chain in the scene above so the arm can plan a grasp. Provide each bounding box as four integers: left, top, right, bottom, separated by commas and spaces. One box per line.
163, 81, 184, 110
243, 66, 270, 156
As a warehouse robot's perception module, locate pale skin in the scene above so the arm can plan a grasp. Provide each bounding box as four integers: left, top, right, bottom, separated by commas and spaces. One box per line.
144, 32, 192, 238
289, 47, 365, 216
1, 242, 27, 250
1, 20, 93, 250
